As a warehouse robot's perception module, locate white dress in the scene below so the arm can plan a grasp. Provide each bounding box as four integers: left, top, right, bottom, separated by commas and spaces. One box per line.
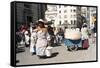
30, 31, 37, 53
81, 27, 89, 40
36, 30, 48, 56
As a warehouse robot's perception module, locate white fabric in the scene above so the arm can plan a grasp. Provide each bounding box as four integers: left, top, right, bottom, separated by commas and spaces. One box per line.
30, 31, 37, 52
45, 46, 53, 57
30, 27, 33, 34
20, 40, 25, 44
24, 31, 28, 34
94, 33, 96, 37
36, 47, 46, 56
46, 33, 51, 41
81, 27, 89, 39
24, 31, 29, 45
65, 29, 81, 40
36, 30, 48, 56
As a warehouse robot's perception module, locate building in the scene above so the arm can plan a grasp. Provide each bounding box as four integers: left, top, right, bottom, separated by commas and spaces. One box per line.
45, 5, 57, 27
76, 6, 82, 29
45, 5, 77, 28
81, 7, 97, 28
45, 5, 97, 30
16, 3, 47, 27
81, 7, 90, 28
90, 7, 96, 27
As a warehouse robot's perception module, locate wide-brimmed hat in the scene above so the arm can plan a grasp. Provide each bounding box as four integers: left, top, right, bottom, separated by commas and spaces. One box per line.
38, 19, 44, 22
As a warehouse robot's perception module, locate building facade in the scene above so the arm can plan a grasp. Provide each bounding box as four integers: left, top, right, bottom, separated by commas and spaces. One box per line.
90, 7, 96, 27
45, 5, 97, 29
81, 7, 96, 28
16, 3, 47, 26
45, 5, 77, 28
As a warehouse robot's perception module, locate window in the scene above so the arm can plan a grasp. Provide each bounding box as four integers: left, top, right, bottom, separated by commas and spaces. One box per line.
64, 10, 67, 13
71, 15, 72, 18
64, 15, 67, 18
59, 15, 61, 18
64, 20, 68, 23
47, 6, 57, 12
59, 5, 61, 8
74, 15, 76, 18
59, 21, 61, 24
24, 4, 30, 8
71, 9, 72, 12
74, 20, 76, 24
73, 9, 76, 12
59, 11, 61, 13
27, 16, 33, 22
71, 20, 73, 24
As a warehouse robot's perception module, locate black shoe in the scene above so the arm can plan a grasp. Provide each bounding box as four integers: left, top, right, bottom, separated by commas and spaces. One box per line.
32, 52, 36, 55
38, 56, 47, 59
25, 44, 29, 47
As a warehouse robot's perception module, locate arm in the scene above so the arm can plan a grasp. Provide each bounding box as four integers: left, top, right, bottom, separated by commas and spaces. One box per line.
33, 28, 38, 32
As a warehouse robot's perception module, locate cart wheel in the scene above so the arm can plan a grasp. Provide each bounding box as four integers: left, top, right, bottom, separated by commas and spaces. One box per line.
67, 45, 78, 51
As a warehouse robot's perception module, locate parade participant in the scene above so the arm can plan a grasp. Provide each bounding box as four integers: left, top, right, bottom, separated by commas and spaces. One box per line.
47, 26, 55, 46
56, 28, 64, 44
24, 30, 30, 47
35, 20, 51, 58
54, 28, 59, 45
19, 24, 30, 47
81, 23, 89, 40
30, 25, 37, 55
81, 23, 89, 49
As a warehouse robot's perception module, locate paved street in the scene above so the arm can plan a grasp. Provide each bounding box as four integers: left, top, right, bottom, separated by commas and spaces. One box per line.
16, 38, 97, 65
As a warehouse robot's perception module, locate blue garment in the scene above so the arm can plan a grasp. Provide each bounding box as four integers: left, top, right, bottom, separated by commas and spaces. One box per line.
64, 39, 82, 47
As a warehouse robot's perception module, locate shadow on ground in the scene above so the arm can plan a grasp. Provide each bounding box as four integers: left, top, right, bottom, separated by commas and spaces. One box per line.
16, 48, 25, 53
51, 52, 59, 58
52, 43, 62, 47
35, 52, 59, 59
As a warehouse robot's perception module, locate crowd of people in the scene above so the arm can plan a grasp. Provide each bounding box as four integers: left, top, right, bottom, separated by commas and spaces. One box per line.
16, 19, 64, 59
16, 18, 97, 59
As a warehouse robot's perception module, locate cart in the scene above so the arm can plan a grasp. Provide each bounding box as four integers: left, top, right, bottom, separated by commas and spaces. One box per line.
64, 28, 82, 51
64, 38, 82, 51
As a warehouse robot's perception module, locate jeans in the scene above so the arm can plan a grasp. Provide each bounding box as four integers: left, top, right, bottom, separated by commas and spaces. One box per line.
56, 35, 63, 44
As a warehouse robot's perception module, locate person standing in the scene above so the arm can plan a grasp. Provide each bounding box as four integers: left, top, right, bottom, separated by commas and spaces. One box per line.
47, 26, 55, 46
81, 23, 89, 49
30, 26, 37, 55
81, 23, 89, 40
35, 21, 51, 58
56, 28, 64, 44
54, 28, 59, 45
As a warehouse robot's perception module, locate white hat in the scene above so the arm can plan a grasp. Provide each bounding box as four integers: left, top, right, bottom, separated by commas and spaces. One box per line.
38, 19, 44, 22
83, 23, 86, 25
24, 31, 28, 35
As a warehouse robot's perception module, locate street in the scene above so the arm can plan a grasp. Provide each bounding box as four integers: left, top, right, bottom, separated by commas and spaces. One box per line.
16, 37, 96, 65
